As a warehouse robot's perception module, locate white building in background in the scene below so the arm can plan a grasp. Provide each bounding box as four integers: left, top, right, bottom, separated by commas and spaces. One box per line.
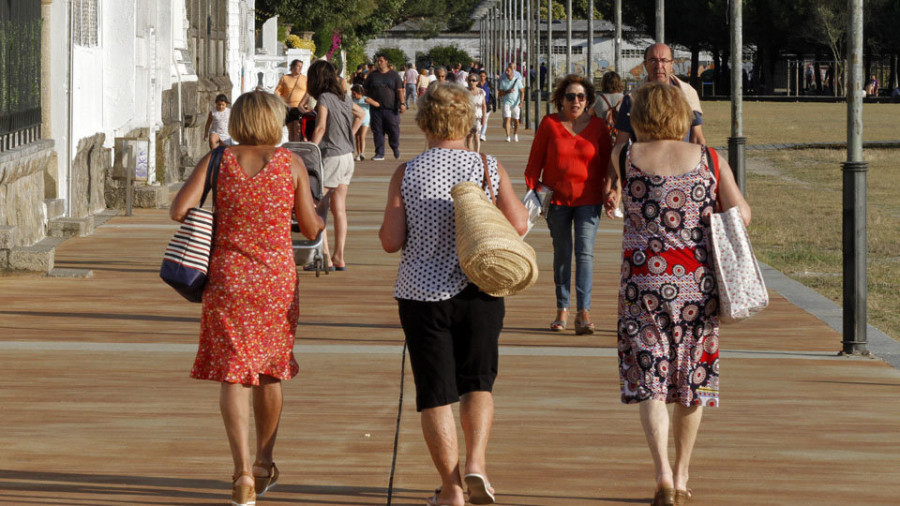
0, 0, 256, 272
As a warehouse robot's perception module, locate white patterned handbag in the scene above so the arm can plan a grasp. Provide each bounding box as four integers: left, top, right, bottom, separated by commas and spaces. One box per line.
709, 206, 769, 322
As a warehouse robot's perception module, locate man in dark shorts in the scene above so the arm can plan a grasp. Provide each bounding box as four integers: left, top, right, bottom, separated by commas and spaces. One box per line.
364, 53, 406, 160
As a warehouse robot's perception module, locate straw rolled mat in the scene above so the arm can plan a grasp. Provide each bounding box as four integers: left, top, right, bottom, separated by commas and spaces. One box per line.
450, 181, 539, 297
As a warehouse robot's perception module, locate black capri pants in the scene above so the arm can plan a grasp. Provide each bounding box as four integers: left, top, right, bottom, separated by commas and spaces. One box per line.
397, 284, 505, 411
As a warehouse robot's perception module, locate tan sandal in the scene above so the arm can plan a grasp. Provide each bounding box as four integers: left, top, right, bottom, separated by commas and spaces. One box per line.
674, 488, 693, 505
253, 462, 278, 496
651, 487, 675, 506
231, 471, 256, 506
574, 310, 595, 335
550, 308, 568, 331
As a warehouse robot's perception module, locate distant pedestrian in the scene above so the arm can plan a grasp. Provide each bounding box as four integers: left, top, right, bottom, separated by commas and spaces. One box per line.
592, 71, 625, 140
364, 52, 406, 160
417, 68, 430, 97
351, 84, 377, 160
379, 82, 528, 506
466, 72, 487, 153
169, 90, 324, 506
498, 64, 524, 142
204, 94, 234, 150
478, 70, 495, 142
404, 63, 419, 108
610, 82, 751, 506
865, 74, 880, 96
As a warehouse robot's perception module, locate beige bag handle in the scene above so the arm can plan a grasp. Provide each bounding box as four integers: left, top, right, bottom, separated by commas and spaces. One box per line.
479, 153, 496, 205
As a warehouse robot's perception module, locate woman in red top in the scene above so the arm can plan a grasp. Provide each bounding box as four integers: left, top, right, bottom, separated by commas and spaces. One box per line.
525, 74, 613, 334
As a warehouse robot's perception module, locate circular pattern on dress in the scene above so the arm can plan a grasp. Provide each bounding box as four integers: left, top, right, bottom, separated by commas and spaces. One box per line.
663, 209, 683, 229
621, 260, 632, 279
624, 318, 640, 336
640, 325, 659, 345
666, 189, 687, 209
691, 366, 707, 385
660, 283, 679, 301
631, 250, 647, 267
630, 179, 648, 199
691, 227, 704, 242
647, 222, 660, 234
648, 238, 664, 253
656, 359, 670, 378
649, 174, 665, 186
642, 201, 660, 220
682, 303, 700, 322
691, 345, 704, 362
626, 365, 642, 384
700, 205, 713, 224
691, 184, 707, 201
694, 266, 707, 283
672, 264, 686, 278
703, 334, 719, 354
650, 187, 665, 201
638, 351, 653, 370
642, 293, 660, 311
712, 358, 720, 374
629, 303, 642, 317
625, 282, 639, 301
680, 228, 692, 242
694, 246, 708, 263
647, 255, 667, 274
656, 312, 671, 330
699, 275, 716, 294
705, 298, 718, 316
672, 324, 684, 343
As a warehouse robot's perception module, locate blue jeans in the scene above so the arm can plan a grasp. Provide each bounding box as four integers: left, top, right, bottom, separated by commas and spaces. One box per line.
546, 203, 602, 311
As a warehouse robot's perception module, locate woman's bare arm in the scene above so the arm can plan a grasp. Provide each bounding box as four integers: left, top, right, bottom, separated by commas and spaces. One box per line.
170, 152, 213, 222
379, 164, 407, 253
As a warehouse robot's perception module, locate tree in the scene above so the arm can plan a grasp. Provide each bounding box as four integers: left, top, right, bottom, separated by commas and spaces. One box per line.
422, 45, 472, 67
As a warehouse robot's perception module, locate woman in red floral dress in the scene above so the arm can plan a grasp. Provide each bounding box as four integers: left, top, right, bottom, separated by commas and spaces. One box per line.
608, 83, 750, 506
170, 91, 323, 506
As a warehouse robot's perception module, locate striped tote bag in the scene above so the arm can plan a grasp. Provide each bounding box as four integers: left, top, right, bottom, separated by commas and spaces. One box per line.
159, 146, 224, 302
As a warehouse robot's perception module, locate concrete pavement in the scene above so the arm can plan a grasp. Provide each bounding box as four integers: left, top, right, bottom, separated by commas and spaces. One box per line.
1, 115, 899, 505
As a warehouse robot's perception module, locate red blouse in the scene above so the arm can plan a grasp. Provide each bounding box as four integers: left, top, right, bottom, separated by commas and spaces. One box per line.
524, 113, 612, 207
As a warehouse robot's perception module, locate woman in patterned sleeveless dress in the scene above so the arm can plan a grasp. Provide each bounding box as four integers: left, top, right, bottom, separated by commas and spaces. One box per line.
380, 83, 528, 506
608, 83, 750, 506
170, 91, 324, 506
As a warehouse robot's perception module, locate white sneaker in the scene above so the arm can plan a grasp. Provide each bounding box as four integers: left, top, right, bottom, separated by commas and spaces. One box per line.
514, 134, 519, 142
480, 135, 486, 142
505, 136, 511, 142
372, 155, 385, 161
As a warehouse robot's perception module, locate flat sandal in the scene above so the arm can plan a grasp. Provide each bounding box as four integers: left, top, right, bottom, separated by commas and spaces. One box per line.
651, 487, 675, 506
674, 488, 693, 505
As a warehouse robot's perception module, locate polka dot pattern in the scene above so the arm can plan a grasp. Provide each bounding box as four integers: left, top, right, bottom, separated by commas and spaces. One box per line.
393, 148, 501, 301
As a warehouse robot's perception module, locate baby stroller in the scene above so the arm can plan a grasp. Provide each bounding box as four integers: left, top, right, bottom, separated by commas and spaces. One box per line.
283, 141, 332, 276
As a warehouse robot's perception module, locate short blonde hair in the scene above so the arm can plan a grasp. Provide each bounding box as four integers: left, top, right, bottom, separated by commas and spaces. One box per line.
415, 82, 474, 140
629, 82, 693, 141
229, 91, 286, 146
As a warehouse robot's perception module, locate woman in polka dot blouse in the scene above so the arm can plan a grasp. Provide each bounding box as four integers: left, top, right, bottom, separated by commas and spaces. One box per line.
379, 82, 528, 506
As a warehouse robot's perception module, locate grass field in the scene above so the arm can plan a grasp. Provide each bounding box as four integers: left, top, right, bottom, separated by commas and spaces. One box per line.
695, 101, 900, 342
700, 101, 900, 148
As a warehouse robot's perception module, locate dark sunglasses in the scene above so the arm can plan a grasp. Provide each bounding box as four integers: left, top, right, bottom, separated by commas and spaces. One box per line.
468, 78, 479, 82
565, 92, 587, 101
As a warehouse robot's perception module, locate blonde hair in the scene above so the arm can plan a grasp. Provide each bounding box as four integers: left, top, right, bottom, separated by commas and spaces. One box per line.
415, 82, 474, 140
629, 82, 693, 141
228, 91, 286, 146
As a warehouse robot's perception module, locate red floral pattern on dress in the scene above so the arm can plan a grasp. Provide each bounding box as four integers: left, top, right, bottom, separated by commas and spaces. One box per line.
191, 147, 300, 386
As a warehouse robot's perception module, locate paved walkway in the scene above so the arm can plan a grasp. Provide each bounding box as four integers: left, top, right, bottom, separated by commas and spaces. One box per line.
2, 117, 899, 505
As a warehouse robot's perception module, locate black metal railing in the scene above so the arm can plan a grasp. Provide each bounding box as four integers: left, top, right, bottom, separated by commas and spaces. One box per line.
0, 0, 42, 153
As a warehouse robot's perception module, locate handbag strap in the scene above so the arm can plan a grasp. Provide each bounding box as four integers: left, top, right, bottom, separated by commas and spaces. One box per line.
479, 153, 497, 205
705, 146, 721, 211
199, 145, 226, 209
618, 141, 630, 187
